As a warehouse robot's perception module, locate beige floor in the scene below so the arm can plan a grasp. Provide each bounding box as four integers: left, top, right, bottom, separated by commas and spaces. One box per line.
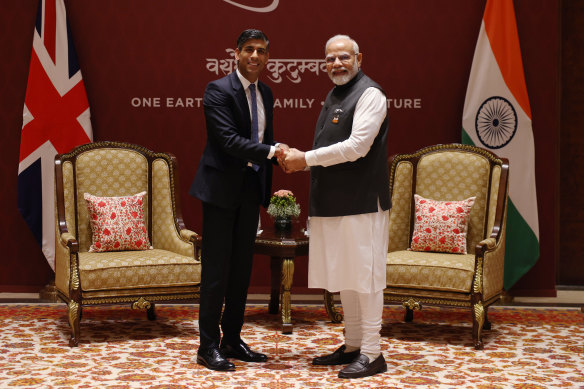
511, 289, 584, 306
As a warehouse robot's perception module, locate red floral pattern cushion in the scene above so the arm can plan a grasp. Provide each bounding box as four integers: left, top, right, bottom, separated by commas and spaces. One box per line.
410, 194, 476, 254
84, 192, 152, 253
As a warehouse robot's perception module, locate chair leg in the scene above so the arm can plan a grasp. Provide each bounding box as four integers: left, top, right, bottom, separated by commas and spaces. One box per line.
67, 300, 81, 347
147, 303, 156, 321
472, 301, 486, 350
324, 290, 343, 323
404, 307, 414, 322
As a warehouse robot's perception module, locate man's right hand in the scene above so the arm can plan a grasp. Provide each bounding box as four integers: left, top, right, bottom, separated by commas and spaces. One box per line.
283, 148, 307, 173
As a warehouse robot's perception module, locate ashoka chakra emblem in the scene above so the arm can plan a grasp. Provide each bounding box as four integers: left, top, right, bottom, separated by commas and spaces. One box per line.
475, 96, 517, 149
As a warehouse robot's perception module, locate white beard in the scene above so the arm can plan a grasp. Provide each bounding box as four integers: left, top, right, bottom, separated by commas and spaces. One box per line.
328, 58, 359, 85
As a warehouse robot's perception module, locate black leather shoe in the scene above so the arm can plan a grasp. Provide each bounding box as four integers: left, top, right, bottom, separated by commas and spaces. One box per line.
338, 354, 387, 379
196, 347, 236, 371
312, 345, 361, 366
220, 340, 268, 362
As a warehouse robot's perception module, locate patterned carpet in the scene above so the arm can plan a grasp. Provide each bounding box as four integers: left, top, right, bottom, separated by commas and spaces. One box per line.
0, 304, 583, 388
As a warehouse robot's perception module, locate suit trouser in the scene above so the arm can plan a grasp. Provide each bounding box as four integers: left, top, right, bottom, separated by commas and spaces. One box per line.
198, 169, 261, 350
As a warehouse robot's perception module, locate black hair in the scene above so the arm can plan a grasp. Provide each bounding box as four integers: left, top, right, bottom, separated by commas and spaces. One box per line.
236, 29, 269, 51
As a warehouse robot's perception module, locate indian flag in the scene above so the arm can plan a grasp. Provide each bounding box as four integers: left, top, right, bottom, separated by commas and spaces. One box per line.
462, 0, 539, 290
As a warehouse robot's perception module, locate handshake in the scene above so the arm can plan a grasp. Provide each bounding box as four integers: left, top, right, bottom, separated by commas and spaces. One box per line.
274, 144, 306, 174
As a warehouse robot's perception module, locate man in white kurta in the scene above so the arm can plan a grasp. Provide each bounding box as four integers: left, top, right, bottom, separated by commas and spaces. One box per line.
282, 35, 390, 379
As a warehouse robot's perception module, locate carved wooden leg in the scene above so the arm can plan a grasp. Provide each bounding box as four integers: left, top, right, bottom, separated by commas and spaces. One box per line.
324, 290, 343, 323
147, 303, 156, 321
404, 307, 414, 322
269, 256, 282, 314
472, 301, 485, 350
281, 257, 294, 334
131, 297, 154, 321
402, 299, 421, 322
67, 300, 81, 347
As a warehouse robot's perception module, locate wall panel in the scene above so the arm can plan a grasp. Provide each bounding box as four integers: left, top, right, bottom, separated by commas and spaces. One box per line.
0, 0, 560, 296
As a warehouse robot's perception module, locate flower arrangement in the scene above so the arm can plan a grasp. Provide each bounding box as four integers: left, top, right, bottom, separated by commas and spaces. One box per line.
267, 190, 301, 220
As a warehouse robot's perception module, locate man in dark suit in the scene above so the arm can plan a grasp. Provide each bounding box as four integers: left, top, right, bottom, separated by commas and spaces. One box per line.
189, 29, 286, 372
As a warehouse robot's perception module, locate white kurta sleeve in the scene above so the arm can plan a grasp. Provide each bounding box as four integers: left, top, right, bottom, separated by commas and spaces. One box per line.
305, 87, 387, 167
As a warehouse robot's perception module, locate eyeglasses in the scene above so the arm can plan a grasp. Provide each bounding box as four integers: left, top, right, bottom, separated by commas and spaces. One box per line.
241, 46, 268, 56
325, 53, 357, 64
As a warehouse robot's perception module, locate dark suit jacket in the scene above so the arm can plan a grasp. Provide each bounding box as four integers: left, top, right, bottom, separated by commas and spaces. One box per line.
190, 71, 275, 208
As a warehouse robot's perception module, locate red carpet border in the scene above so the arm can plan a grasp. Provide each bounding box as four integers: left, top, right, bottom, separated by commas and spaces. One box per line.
0, 304, 583, 388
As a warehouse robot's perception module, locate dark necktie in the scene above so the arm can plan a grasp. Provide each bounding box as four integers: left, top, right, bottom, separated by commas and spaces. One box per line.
249, 84, 260, 171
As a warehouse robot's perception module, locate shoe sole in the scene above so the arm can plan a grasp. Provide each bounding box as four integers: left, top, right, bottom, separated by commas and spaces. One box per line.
338, 364, 387, 379
312, 360, 353, 366
312, 352, 361, 366
196, 356, 236, 371
221, 349, 268, 363
223, 354, 268, 363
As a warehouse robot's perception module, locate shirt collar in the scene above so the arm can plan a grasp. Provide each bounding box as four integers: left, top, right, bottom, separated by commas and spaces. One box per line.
236, 69, 258, 91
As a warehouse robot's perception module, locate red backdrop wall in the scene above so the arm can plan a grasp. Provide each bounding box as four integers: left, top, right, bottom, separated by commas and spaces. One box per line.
0, 0, 559, 296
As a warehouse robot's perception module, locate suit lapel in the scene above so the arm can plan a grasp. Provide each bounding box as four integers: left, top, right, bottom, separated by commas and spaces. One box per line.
229, 72, 251, 137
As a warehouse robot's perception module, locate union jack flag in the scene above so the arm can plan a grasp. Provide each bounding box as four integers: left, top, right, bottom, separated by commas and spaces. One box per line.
18, 0, 92, 270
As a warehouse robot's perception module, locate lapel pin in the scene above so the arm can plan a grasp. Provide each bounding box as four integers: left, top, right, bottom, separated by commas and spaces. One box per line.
332, 108, 343, 124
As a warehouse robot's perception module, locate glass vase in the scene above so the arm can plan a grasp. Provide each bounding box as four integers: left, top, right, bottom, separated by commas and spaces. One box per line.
274, 216, 292, 231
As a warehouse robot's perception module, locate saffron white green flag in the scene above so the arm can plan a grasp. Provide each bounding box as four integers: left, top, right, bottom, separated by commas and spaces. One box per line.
462, 0, 539, 289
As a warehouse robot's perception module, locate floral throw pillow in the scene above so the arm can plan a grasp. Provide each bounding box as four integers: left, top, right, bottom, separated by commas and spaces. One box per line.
84, 192, 152, 253
410, 194, 476, 254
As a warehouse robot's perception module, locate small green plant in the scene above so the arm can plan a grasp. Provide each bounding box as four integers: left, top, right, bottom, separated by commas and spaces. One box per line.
267, 190, 300, 219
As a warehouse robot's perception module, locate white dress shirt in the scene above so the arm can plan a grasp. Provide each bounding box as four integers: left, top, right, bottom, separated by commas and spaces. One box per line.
305, 87, 386, 167
236, 69, 276, 159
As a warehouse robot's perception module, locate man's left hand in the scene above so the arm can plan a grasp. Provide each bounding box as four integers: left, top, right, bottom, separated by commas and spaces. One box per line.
275, 144, 289, 171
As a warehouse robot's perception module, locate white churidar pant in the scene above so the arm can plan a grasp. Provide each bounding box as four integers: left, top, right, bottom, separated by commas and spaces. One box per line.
341, 288, 384, 358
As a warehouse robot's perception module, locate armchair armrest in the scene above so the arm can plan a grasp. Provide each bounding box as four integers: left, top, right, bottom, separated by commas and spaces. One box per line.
59, 232, 79, 253
475, 233, 506, 300
180, 229, 202, 262
180, 229, 201, 244
477, 237, 496, 251
55, 231, 80, 299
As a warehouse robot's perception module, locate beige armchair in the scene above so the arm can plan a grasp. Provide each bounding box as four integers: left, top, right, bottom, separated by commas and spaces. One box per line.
385, 144, 508, 349
54, 141, 201, 346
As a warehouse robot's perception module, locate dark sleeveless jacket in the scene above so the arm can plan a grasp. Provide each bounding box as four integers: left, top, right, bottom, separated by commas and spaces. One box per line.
309, 71, 390, 217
